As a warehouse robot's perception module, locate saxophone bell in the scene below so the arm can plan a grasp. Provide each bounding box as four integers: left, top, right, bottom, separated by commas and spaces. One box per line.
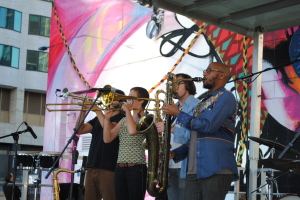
52, 168, 87, 200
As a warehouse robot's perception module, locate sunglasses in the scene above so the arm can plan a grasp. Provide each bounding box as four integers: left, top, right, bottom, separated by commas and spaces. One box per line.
203, 68, 224, 74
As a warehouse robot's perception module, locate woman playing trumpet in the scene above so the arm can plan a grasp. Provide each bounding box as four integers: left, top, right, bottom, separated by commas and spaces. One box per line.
103, 87, 149, 200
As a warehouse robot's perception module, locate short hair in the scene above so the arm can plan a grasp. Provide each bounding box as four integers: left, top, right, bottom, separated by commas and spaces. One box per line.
115, 89, 125, 96
176, 73, 197, 95
115, 89, 126, 102
4, 173, 12, 182
130, 87, 149, 108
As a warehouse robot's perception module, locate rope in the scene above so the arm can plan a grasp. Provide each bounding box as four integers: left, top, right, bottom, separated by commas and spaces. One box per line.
236, 36, 250, 166
148, 23, 207, 93
52, 0, 92, 89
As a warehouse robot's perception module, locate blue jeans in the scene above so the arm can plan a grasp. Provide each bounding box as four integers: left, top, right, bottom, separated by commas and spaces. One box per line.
167, 168, 186, 200
184, 174, 235, 200
114, 164, 147, 200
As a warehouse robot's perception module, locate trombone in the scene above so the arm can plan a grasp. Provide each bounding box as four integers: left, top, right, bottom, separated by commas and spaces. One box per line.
45, 76, 205, 112
45, 102, 160, 112
45, 85, 164, 112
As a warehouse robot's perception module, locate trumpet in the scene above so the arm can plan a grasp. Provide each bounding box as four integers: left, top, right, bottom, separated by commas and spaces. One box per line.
45, 85, 164, 112
60, 88, 102, 104
45, 101, 158, 112
99, 85, 164, 107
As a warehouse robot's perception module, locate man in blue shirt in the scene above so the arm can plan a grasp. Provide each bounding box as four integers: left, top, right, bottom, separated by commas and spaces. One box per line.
162, 62, 238, 200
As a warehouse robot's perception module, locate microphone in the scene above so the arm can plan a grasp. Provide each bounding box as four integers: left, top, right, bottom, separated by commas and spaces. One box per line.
24, 122, 37, 139
90, 87, 116, 93
61, 88, 69, 100
184, 77, 205, 82
62, 88, 68, 93
192, 77, 205, 82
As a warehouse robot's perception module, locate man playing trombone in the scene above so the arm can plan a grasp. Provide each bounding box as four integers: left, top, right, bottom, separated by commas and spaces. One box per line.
75, 89, 126, 200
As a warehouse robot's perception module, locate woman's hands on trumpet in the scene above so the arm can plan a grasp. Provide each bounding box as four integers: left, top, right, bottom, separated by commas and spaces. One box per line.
121, 101, 133, 113
104, 101, 132, 119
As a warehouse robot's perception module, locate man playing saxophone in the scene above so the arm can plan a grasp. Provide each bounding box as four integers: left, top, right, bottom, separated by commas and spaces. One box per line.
75, 89, 126, 200
155, 73, 199, 200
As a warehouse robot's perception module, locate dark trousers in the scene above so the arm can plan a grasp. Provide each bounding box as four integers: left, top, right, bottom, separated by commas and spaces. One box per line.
84, 168, 116, 200
184, 174, 235, 200
167, 168, 185, 200
114, 164, 147, 200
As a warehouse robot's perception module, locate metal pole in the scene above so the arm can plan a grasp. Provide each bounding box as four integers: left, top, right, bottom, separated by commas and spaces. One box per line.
248, 31, 263, 200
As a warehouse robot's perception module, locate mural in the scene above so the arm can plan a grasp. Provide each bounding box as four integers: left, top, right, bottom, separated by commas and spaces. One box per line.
44, 0, 300, 199
259, 27, 300, 195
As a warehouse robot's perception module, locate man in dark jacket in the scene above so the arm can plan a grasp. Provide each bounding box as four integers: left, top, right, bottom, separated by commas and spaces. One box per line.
2, 173, 21, 200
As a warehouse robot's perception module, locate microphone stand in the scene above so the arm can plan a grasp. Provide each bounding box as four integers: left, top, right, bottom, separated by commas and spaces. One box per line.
45, 91, 101, 200
251, 170, 290, 199
0, 128, 30, 200
278, 130, 300, 159
227, 58, 300, 199
229, 58, 300, 83
68, 136, 79, 200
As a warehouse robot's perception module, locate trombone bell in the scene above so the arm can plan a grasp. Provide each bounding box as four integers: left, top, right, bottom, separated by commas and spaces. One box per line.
99, 85, 124, 107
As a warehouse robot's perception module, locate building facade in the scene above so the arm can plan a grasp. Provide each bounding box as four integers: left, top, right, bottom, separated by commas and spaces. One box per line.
0, 0, 51, 199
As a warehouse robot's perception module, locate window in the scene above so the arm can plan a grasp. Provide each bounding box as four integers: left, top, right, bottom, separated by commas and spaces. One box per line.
0, 7, 22, 32
0, 88, 11, 123
23, 91, 46, 126
26, 50, 48, 72
0, 44, 20, 68
28, 15, 50, 37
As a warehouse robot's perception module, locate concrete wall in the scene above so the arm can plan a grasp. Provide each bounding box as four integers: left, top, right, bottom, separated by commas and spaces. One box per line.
0, 0, 51, 146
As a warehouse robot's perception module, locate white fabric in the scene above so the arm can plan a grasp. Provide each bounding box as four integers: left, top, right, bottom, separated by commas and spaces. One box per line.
169, 133, 182, 168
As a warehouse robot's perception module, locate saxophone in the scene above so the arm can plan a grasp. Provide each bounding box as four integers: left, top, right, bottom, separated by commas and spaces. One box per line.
53, 168, 87, 200
136, 72, 177, 197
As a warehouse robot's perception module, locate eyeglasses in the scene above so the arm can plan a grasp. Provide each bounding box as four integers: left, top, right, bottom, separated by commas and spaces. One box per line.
203, 68, 224, 74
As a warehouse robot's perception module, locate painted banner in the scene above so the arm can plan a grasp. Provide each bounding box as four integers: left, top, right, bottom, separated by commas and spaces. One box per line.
44, 0, 300, 198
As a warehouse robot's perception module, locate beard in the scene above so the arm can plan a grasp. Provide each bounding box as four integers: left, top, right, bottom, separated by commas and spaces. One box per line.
109, 102, 122, 109
203, 75, 219, 89
173, 93, 179, 99
203, 82, 213, 89
173, 90, 187, 100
